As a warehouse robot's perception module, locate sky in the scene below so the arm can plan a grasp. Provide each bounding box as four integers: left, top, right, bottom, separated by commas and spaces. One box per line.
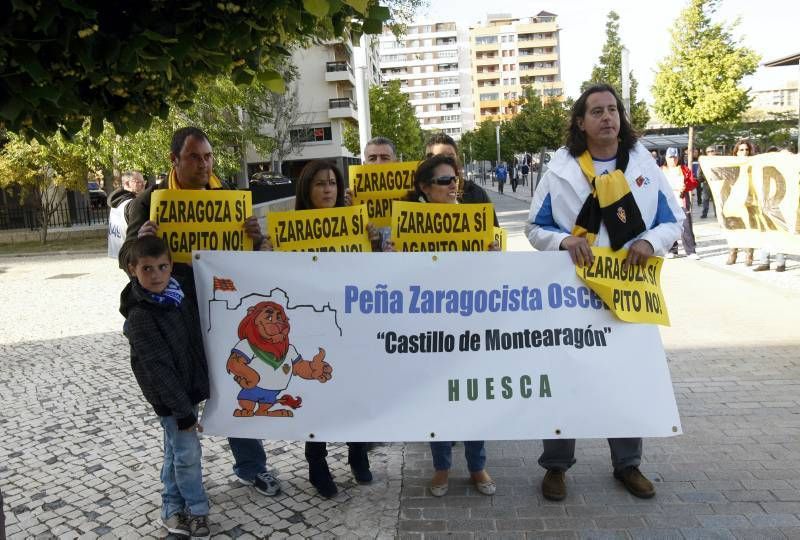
418, 0, 798, 104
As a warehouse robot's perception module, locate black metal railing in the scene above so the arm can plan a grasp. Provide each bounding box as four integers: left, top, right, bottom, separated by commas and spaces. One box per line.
0, 204, 108, 231
328, 97, 357, 110
326, 61, 353, 75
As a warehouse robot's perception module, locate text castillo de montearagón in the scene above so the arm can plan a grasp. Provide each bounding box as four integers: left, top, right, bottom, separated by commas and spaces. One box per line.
344, 283, 607, 316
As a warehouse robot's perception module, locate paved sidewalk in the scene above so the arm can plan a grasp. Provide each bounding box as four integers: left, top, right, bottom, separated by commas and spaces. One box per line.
1, 197, 799, 538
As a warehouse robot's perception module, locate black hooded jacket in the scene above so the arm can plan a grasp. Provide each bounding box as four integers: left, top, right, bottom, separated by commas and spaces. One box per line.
120, 280, 209, 429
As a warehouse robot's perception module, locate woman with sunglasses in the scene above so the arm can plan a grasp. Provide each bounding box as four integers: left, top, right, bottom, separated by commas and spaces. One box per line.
263, 160, 380, 498
387, 154, 498, 497
725, 139, 756, 266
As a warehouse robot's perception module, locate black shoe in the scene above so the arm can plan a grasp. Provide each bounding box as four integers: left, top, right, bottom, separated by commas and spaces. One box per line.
308, 459, 338, 498
348, 445, 373, 484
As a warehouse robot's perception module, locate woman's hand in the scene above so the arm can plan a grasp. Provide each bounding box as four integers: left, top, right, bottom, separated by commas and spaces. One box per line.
383, 240, 397, 252
344, 188, 354, 207
488, 240, 500, 252
367, 223, 381, 251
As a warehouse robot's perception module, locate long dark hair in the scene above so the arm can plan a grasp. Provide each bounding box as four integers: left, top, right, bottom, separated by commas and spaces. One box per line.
731, 138, 756, 156
295, 160, 346, 210
410, 155, 459, 202
566, 83, 638, 170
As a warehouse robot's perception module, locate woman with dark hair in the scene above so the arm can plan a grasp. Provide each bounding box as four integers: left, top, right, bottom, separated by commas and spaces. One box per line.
392, 154, 498, 497
265, 159, 378, 498
725, 139, 756, 266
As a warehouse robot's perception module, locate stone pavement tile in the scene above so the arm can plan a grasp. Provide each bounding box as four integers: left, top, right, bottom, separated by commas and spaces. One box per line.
747, 514, 800, 528
525, 532, 578, 539
495, 518, 545, 531
680, 528, 737, 539
629, 529, 683, 540
731, 529, 788, 540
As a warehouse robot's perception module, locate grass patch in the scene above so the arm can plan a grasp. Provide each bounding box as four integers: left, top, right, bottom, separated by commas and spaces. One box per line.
0, 236, 108, 256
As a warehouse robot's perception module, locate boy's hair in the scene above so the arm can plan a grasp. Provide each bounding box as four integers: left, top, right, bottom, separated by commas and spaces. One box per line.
129, 236, 170, 266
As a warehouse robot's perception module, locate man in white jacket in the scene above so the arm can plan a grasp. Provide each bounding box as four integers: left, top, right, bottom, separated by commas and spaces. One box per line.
526, 84, 684, 501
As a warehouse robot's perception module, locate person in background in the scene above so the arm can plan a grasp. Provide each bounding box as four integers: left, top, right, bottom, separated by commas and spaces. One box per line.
699, 146, 717, 218
725, 139, 756, 266
662, 147, 699, 259
495, 161, 508, 194
753, 146, 787, 272
363, 137, 397, 164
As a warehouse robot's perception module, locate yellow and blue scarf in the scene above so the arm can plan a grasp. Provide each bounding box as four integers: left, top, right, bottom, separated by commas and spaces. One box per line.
571, 151, 645, 251
167, 168, 223, 190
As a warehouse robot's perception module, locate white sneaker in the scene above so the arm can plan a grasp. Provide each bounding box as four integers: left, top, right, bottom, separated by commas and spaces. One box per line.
665, 253, 675, 259
688, 253, 700, 260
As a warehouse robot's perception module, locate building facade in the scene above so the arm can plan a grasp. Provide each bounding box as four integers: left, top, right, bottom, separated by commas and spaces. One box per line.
470, 11, 563, 124
246, 36, 381, 182
378, 22, 472, 139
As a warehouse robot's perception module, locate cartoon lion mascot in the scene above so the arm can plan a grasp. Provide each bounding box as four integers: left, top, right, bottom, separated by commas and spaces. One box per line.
226, 301, 332, 417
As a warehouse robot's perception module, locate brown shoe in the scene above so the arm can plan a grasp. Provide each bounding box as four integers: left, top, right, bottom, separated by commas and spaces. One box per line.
776, 265, 786, 273
745, 249, 754, 266
614, 466, 655, 499
725, 250, 737, 265
753, 264, 770, 272
541, 470, 566, 501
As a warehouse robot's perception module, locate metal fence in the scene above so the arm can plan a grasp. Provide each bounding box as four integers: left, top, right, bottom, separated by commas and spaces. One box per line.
0, 203, 108, 231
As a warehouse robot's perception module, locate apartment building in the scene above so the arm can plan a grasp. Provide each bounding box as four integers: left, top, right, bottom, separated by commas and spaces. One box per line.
246, 36, 381, 181
470, 11, 563, 124
378, 22, 473, 139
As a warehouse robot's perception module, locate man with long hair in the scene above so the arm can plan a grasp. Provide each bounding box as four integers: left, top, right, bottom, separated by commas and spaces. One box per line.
526, 84, 684, 501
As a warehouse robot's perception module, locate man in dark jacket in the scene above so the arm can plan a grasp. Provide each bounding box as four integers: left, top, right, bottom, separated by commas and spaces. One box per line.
118, 126, 281, 498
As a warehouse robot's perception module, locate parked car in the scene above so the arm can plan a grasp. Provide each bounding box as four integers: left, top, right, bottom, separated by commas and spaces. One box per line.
87, 182, 108, 208
250, 172, 292, 186
248, 173, 294, 204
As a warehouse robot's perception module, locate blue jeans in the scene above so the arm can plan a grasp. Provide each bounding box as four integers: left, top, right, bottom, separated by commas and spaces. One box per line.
430, 441, 486, 473
228, 438, 266, 481
159, 411, 209, 519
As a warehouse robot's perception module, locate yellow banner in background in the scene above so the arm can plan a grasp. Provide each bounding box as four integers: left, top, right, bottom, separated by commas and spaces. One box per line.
349, 161, 418, 227
577, 247, 669, 326
150, 190, 253, 263
268, 206, 371, 252
390, 201, 493, 252
494, 227, 507, 251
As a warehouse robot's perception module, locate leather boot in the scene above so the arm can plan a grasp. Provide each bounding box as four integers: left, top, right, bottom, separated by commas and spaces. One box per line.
541, 470, 566, 501
308, 458, 338, 498
347, 443, 373, 484
725, 249, 737, 265
614, 466, 655, 499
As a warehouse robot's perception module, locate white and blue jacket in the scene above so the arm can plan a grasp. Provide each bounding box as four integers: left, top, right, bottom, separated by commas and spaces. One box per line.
526, 142, 684, 255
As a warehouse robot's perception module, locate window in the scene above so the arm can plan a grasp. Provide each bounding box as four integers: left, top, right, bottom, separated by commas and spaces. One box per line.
480, 92, 499, 101
290, 125, 332, 143
475, 36, 498, 45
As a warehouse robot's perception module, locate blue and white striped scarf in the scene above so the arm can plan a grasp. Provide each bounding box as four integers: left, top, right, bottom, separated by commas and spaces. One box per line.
145, 277, 184, 307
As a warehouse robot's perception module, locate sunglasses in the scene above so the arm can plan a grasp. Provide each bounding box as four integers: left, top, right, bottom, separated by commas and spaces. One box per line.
430, 175, 458, 185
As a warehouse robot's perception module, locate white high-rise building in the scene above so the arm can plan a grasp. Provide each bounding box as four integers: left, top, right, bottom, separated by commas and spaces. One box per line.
378, 22, 474, 140
246, 36, 381, 182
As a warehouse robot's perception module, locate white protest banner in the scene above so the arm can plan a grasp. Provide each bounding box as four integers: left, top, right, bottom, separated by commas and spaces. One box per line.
107, 199, 130, 259
701, 153, 800, 254
194, 251, 682, 442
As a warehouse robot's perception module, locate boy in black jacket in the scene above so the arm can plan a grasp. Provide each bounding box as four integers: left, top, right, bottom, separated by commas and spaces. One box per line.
120, 236, 211, 539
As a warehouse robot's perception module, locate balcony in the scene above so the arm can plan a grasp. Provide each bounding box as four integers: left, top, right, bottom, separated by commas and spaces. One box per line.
325, 61, 355, 86
328, 97, 358, 120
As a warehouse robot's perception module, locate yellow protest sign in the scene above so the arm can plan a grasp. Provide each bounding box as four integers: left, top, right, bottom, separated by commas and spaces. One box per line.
268, 205, 372, 252
577, 247, 669, 326
493, 227, 507, 251
150, 190, 253, 263
391, 201, 493, 252
349, 161, 418, 227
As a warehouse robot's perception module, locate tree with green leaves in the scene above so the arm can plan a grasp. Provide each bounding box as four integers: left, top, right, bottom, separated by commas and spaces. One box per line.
581, 11, 649, 130
653, 0, 759, 166
0, 131, 90, 243
0, 0, 415, 139
504, 87, 570, 155
343, 80, 423, 160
